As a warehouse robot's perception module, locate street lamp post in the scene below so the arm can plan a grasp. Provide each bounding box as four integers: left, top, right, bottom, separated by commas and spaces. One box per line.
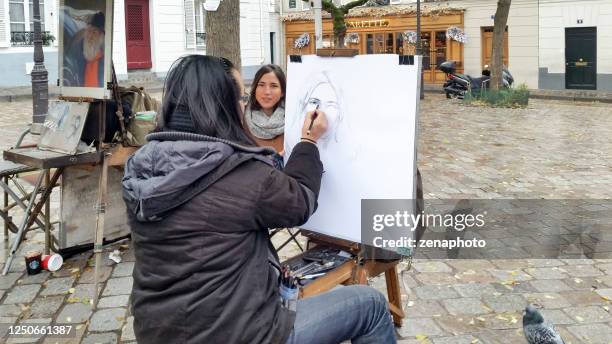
30, 0, 48, 134
416, 0, 424, 99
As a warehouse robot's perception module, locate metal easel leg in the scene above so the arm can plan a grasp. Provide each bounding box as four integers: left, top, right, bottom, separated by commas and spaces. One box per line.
3, 176, 8, 241
44, 171, 51, 255
93, 152, 110, 309
2, 170, 46, 275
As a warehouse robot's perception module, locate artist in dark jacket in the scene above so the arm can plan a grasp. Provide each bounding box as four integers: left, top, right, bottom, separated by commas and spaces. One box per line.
122, 55, 396, 344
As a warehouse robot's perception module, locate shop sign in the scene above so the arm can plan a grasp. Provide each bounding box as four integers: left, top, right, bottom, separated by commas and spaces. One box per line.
347, 20, 390, 28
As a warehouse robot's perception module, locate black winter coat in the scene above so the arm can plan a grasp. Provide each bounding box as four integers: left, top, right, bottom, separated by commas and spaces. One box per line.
122, 132, 323, 344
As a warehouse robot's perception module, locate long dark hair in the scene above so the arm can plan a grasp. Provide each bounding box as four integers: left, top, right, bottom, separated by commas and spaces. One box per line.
249, 64, 286, 111
159, 55, 255, 146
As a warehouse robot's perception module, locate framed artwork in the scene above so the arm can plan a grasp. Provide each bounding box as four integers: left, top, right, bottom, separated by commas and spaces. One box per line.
58, 0, 113, 99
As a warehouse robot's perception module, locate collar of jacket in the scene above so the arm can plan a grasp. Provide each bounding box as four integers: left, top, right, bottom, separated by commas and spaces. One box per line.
146, 131, 277, 155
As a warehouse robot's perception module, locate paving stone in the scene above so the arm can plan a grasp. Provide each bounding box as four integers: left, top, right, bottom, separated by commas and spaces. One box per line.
98, 295, 130, 309
412, 261, 453, 273
88, 308, 126, 332
69, 284, 99, 303
0, 317, 18, 339
3, 284, 41, 304
560, 290, 609, 306
415, 285, 459, 300
563, 277, 609, 291
491, 281, 537, 294
102, 277, 133, 296
524, 267, 569, 280
0, 289, 4, 300
477, 313, 522, 330
539, 309, 576, 325
453, 270, 497, 284
524, 293, 572, 309
405, 300, 447, 318
111, 262, 134, 277
554, 327, 581, 344
18, 271, 50, 285
434, 315, 485, 335
0, 273, 22, 289
490, 260, 530, 270
475, 328, 527, 344
82, 332, 118, 344
526, 259, 566, 268
595, 288, 612, 300
595, 263, 612, 274
398, 317, 444, 337
563, 306, 612, 324
415, 273, 460, 285
40, 277, 75, 296
561, 258, 595, 265
56, 303, 92, 324
442, 298, 491, 315
600, 276, 612, 288
29, 296, 65, 318
558, 265, 604, 277
453, 283, 498, 298
121, 316, 135, 341
529, 279, 573, 293
488, 269, 533, 282
0, 304, 23, 317
78, 266, 113, 284
447, 260, 495, 271
400, 273, 420, 289
567, 323, 612, 343
432, 335, 478, 344
482, 294, 526, 313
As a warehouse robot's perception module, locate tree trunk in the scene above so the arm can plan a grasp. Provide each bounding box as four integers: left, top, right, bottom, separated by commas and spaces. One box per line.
205, 0, 241, 71
490, 0, 511, 91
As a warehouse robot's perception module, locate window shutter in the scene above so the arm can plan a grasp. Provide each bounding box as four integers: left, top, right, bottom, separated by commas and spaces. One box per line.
184, 0, 195, 49
0, 0, 9, 47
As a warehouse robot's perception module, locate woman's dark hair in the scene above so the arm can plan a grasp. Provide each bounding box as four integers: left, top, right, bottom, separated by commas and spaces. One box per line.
249, 64, 286, 111
159, 55, 255, 146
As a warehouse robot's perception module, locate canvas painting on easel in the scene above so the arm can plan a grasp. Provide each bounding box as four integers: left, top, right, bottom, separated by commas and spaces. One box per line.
38, 101, 89, 154
284, 54, 422, 244
58, 0, 113, 99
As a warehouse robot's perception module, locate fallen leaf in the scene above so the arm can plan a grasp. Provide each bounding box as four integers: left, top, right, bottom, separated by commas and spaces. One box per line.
71, 268, 80, 274
476, 317, 486, 322
116, 316, 125, 322
601, 296, 611, 302
407, 301, 415, 307
575, 315, 584, 322
68, 288, 76, 294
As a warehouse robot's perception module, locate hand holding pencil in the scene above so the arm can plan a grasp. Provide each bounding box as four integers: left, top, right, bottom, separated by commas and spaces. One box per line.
301, 109, 328, 144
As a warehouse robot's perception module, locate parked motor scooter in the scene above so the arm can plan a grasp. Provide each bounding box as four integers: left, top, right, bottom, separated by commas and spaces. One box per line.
439, 61, 513, 99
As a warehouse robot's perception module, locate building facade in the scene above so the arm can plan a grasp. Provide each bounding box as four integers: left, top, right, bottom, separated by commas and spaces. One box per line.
0, 0, 610, 90
283, 0, 612, 91
0, 0, 281, 87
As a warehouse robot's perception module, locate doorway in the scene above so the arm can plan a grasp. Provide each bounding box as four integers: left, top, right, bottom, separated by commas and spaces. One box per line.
565, 27, 597, 90
125, 0, 152, 69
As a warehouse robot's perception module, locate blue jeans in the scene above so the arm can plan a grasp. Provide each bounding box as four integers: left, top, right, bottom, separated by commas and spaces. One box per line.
285, 285, 397, 344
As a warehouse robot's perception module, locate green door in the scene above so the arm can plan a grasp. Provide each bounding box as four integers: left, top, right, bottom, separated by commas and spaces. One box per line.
565, 27, 597, 90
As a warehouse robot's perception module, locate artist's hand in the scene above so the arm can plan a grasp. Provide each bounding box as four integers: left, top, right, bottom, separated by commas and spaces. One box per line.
301, 110, 328, 143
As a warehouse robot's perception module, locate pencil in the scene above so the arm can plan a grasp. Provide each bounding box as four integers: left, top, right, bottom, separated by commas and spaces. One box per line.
306, 104, 319, 136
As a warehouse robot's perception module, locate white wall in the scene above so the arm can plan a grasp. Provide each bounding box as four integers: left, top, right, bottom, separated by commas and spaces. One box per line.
539, 0, 612, 75
460, 0, 538, 88
241, 0, 269, 67
112, 0, 128, 78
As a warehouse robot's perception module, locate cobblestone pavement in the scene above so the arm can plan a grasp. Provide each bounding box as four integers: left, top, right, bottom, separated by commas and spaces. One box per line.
1, 94, 611, 343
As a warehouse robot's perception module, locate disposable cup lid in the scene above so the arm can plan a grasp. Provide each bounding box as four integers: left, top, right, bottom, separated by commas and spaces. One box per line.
46, 254, 63, 271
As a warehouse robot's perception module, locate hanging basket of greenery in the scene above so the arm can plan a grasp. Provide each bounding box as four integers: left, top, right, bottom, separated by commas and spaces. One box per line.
446, 26, 466, 43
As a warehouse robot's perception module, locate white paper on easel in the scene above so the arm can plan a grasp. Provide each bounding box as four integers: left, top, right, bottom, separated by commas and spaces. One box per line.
284, 54, 421, 244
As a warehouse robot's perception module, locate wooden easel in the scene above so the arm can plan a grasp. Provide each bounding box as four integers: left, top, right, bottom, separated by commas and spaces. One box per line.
286, 230, 406, 326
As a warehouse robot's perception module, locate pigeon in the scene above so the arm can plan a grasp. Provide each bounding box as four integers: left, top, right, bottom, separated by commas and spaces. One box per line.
523, 304, 565, 344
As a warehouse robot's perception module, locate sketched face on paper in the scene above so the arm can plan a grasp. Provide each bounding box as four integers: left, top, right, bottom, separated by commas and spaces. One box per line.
297, 71, 343, 145
307, 81, 340, 142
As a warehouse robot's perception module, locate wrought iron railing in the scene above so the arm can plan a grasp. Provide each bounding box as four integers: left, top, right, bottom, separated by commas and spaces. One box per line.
10, 31, 55, 47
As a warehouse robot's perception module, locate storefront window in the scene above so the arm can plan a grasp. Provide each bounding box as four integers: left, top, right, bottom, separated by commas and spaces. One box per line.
375, 33, 384, 53
366, 34, 373, 54
421, 32, 431, 70
385, 33, 393, 54
435, 31, 447, 69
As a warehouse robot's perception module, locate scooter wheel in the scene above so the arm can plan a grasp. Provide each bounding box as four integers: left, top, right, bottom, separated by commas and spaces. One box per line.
446, 92, 452, 99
